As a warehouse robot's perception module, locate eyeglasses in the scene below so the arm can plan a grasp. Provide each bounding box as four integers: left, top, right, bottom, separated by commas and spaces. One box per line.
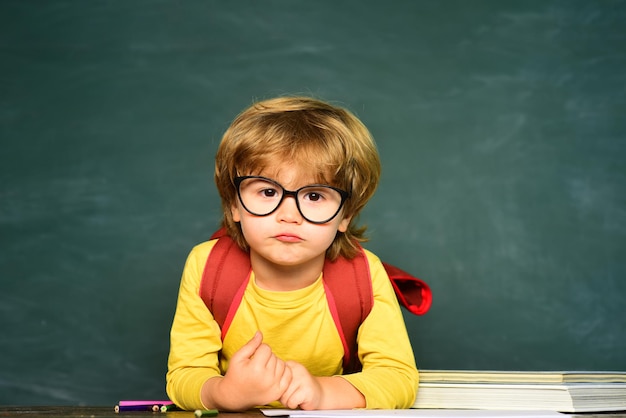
234, 176, 350, 224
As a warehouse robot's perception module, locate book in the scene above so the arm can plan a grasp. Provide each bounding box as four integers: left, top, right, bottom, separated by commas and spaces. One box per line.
414, 370, 626, 413
419, 370, 626, 384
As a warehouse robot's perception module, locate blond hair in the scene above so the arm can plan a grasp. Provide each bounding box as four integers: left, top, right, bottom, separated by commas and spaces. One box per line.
214, 96, 381, 260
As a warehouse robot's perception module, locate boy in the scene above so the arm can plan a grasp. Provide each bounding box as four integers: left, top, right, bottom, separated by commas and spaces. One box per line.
166, 96, 419, 411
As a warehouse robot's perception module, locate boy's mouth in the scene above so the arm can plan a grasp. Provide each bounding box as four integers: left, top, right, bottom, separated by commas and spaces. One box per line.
274, 233, 303, 243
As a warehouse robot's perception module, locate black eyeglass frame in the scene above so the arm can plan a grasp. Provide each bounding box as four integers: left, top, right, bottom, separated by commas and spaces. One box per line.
234, 175, 350, 224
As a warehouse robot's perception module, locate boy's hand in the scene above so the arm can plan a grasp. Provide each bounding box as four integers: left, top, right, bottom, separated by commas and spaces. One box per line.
206, 331, 292, 410
279, 360, 323, 410
279, 361, 367, 410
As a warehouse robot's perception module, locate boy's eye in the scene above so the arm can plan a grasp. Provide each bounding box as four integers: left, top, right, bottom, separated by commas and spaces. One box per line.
261, 188, 279, 198
302, 190, 326, 202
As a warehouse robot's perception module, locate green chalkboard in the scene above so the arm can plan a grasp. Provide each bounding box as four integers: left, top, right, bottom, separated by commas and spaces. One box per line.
1, 0, 624, 406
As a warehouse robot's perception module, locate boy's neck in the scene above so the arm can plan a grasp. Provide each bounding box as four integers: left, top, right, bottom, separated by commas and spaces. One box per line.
249, 251, 325, 291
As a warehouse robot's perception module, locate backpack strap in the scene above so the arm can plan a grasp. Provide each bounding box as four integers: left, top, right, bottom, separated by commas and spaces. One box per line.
322, 248, 373, 374
199, 230, 251, 340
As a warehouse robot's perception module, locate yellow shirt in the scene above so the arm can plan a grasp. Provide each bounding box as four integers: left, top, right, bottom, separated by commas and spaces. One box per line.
166, 239, 419, 410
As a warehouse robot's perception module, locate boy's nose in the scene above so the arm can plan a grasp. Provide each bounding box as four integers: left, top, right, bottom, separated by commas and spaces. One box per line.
275, 194, 303, 223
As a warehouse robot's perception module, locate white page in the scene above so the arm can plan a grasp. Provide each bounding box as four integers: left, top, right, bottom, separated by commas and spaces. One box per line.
261, 409, 568, 418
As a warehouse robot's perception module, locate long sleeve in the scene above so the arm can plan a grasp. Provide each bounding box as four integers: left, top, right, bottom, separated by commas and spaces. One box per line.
166, 241, 221, 410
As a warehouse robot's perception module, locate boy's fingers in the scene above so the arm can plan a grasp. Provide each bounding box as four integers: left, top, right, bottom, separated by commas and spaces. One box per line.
278, 362, 293, 392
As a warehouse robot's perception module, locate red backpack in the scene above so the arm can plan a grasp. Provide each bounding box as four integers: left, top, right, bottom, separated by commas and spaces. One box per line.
199, 228, 432, 373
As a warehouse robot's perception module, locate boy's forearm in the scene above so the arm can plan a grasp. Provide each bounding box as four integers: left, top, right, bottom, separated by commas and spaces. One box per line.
201, 376, 244, 411
314, 376, 366, 410
200, 375, 256, 412
200, 376, 223, 410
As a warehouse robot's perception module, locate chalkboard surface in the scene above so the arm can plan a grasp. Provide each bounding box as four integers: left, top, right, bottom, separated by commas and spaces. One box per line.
1, 0, 624, 406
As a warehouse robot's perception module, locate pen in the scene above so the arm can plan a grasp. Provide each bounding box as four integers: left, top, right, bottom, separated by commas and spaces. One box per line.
160, 404, 180, 412
114, 400, 174, 413
114, 404, 160, 412
194, 409, 219, 417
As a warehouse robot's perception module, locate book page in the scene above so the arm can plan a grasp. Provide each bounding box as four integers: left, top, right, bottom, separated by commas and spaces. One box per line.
261, 409, 567, 418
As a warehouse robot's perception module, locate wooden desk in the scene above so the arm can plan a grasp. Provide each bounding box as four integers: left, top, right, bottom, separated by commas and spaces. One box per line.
1, 407, 625, 418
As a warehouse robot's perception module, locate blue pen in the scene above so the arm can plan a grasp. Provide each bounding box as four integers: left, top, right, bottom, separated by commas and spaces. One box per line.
114, 404, 160, 413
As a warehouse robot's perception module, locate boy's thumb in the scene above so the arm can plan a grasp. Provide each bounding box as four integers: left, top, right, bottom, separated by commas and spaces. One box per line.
232, 331, 263, 361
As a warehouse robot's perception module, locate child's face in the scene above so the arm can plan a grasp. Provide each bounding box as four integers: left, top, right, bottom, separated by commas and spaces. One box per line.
231, 164, 351, 270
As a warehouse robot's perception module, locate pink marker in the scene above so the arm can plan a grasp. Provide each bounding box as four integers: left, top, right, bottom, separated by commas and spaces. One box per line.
118, 400, 173, 406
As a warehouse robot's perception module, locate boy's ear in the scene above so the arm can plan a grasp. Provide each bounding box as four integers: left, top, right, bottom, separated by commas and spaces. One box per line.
231, 203, 241, 222
337, 215, 351, 233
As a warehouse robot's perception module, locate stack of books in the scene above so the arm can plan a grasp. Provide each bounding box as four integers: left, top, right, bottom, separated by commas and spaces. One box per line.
413, 370, 626, 413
